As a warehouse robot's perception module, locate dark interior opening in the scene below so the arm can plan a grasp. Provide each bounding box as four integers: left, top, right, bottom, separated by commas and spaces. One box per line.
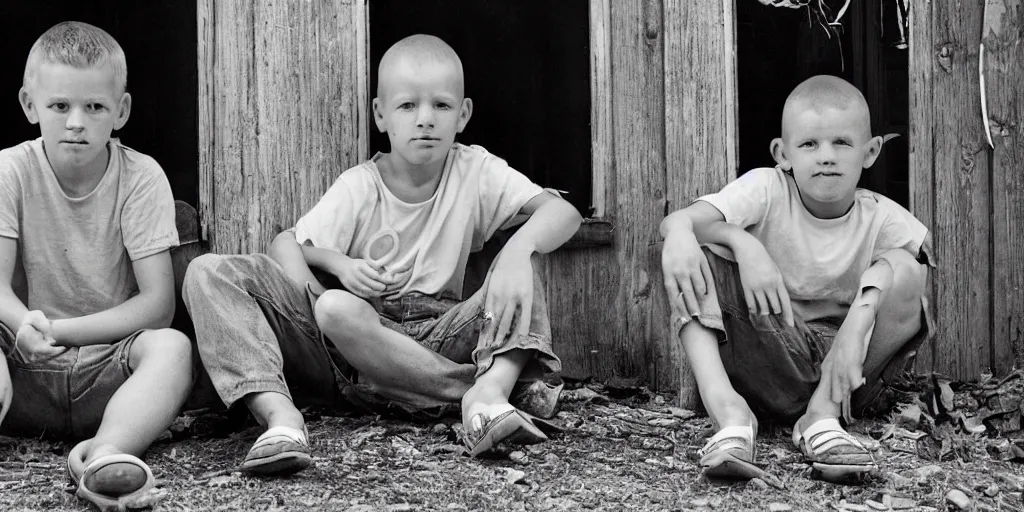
0, 1, 198, 208
369, 0, 594, 216
736, 0, 910, 207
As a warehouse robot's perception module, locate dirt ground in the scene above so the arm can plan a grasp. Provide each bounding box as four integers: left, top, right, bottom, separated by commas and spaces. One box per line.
3, 373, 1024, 512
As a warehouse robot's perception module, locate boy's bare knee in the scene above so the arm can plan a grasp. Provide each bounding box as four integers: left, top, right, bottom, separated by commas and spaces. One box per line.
314, 290, 376, 334
128, 328, 192, 371
877, 250, 927, 307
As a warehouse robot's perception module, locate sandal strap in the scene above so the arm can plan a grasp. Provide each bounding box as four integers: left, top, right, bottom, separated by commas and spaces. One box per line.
699, 425, 755, 457
799, 418, 866, 456
254, 426, 308, 448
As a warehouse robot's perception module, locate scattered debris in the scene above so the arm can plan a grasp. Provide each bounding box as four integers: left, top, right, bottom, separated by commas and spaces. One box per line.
945, 489, 973, 510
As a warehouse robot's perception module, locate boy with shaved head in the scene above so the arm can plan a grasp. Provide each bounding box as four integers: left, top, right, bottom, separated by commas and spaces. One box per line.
660, 75, 932, 483
183, 34, 581, 475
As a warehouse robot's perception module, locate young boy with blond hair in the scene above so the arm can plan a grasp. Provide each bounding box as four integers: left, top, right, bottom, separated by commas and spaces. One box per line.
661, 75, 932, 483
182, 34, 581, 476
0, 21, 192, 509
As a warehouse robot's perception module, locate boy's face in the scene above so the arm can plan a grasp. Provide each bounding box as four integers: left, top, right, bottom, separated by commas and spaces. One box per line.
373, 56, 471, 172
19, 62, 130, 174
771, 104, 881, 215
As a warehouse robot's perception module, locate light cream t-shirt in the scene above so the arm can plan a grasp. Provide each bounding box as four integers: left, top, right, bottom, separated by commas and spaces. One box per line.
0, 138, 179, 320
295, 143, 544, 299
698, 167, 929, 322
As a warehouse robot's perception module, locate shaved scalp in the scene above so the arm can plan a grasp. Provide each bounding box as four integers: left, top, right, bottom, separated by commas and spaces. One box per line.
24, 21, 127, 94
782, 75, 871, 138
377, 34, 464, 99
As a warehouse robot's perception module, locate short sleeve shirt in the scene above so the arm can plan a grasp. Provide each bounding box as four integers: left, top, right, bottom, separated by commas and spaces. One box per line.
295, 143, 543, 299
697, 167, 929, 322
0, 138, 179, 319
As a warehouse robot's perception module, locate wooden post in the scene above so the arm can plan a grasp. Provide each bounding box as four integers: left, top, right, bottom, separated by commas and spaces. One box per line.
197, 0, 368, 255
662, 0, 738, 406
910, 0, 995, 379
986, 0, 1024, 374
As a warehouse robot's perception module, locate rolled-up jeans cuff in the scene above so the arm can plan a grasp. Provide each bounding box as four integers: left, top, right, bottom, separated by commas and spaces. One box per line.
472, 332, 561, 382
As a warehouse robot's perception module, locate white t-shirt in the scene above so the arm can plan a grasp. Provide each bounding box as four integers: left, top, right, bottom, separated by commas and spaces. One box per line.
295, 143, 544, 299
0, 138, 179, 320
698, 167, 929, 322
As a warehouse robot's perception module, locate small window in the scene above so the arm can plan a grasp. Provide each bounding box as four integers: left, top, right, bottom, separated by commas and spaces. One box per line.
369, 0, 595, 216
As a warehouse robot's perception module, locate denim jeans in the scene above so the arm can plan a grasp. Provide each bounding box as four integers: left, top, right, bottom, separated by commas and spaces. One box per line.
181, 253, 560, 419
0, 324, 142, 439
681, 246, 931, 421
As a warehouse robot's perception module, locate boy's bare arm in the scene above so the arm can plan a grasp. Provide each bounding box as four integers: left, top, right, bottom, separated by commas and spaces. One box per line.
271, 231, 327, 294
297, 236, 394, 299
662, 200, 793, 325
53, 250, 176, 346
0, 355, 11, 427
501, 192, 582, 256
0, 237, 30, 330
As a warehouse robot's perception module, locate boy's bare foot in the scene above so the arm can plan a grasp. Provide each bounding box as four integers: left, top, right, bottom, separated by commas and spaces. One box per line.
461, 380, 510, 431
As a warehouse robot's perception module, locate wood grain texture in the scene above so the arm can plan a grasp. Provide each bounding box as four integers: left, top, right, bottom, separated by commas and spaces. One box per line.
908, 0, 936, 372
199, 0, 367, 255
930, 0, 993, 379
613, 0, 669, 386
662, 0, 738, 406
985, 0, 1024, 374
590, 0, 614, 218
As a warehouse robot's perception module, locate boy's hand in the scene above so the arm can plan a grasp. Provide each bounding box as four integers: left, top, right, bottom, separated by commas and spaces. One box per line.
0, 357, 11, 428
15, 311, 63, 361
662, 229, 714, 320
732, 239, 795, 326
482, 250, 534, 345
820, 334, 866, 405
328, 256, 397, 299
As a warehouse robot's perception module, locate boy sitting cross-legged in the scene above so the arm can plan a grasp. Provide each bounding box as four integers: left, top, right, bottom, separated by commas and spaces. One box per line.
182, 34, 582, 476
660, 75, 932, 483
0, 22, 192, 510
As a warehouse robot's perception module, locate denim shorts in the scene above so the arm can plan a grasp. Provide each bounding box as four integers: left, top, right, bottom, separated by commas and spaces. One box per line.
683, 246, 932, 421
0, 324, 142, 439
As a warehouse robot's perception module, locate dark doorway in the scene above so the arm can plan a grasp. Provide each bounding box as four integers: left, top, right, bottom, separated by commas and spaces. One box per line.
735, 0, 909, 207
0, 1, 198, 207
369, 0, 594, 216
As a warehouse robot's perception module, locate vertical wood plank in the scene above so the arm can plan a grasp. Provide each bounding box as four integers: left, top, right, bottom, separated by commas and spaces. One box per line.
986, 0, 1024, 374
252, 0, 366, 252
930, 0, 992, 379
908, 0, 936, 373
545, 0, 622, 383
208, 0, 257, 254
197, 0, 215, 242
200, 0, 367, 255
662, 0, 738, 404
589, 0, 613, 218
613, 0, 668, 385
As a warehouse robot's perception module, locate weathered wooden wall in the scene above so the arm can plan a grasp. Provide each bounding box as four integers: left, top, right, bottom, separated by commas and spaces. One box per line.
198, 0, 368, 254
910, 0, 1024, 379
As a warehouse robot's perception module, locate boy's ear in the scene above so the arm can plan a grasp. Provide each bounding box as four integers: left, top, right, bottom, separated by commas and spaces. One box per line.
372, 98, 387, 133
456, 98, 473, 133
769, 138, 790, 170
18, 87, 38, 125
113, 92, 132, 131
862, 135, 884, 168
